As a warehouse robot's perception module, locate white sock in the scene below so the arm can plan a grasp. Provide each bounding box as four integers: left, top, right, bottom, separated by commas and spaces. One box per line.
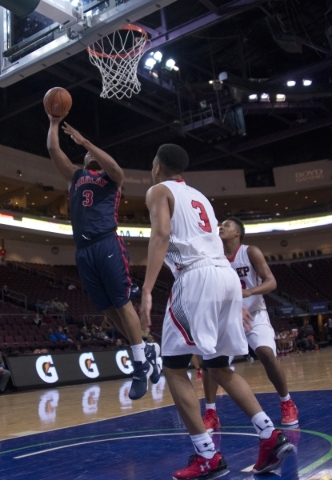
280, 394, 291, 402
131, 342, 147, 363
252, 412, 274, 439
191, 432, 216, 459
206, 403, 216, 411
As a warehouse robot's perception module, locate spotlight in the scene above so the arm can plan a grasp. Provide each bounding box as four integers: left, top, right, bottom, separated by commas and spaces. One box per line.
144, 57, 157, 70
260, 93, 270, 102
152, 51, 163, 62
303, 79, 312, 86
165, 58, 176, 70
276, 94, 286, 102
17, 170, 23, 177
248, 94, 258, 101
287, 80, 296, 87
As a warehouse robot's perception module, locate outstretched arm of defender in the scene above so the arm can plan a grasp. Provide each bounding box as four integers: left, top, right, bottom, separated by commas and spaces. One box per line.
62, 122, 124, 187
47, 115, 78, 185
140, 185, 171, 331
242, 246, 277, 298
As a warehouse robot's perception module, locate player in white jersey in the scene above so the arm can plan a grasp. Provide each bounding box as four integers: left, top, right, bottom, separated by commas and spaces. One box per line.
202, 217, 299, 435
140, 145, 294, 479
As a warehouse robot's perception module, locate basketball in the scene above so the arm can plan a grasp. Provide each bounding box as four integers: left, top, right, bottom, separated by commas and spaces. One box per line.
43, 87, 72, 117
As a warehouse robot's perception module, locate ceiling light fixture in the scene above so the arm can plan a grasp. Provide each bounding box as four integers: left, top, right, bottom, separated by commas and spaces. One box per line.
144, 57, 157, 70
260, 93, 270, 102
248, 94, 258, 101
152, 51, 163, 62
276, 94, 286, 102
165, 58, 176, 70
303, 79, 312, 86
287, 80, 296, 87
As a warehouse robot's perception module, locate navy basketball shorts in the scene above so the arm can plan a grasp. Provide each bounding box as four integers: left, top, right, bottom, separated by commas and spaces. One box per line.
75, 233, 132, 310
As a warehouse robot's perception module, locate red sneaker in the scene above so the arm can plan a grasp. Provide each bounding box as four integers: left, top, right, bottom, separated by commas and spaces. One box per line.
203, 409, 221, 433
172, 452, 227, 480
196, 368, 203, 380
253, 430, 295, 474
281, 399, 299, 426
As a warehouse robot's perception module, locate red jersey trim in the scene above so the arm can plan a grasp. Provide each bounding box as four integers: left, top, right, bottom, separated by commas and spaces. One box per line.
168, 293, 196, 346
228, 244, 242, 263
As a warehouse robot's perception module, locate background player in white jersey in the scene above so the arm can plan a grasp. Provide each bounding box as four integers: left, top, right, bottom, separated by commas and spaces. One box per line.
140, 145, 294, 479
202, 217, 298, 434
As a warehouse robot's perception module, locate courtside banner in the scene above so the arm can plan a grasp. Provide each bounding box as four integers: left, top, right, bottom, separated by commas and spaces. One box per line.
6, 349, 137, 390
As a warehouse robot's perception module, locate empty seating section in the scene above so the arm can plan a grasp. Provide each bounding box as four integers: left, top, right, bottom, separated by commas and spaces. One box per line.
289, 258, 332, 301
270, 260, 331, 302
0, 264, 97, 316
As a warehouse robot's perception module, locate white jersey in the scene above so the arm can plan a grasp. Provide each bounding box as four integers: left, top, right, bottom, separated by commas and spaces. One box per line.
229, 244, 266, 313
161, 180, 229, 279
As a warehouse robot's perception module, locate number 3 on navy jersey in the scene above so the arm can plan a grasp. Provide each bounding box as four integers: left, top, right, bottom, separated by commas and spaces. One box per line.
191, 200, 212, 232
82, 190, 93, 206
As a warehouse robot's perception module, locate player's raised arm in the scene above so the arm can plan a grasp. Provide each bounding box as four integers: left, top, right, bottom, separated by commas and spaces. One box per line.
47, 115, 79, 186
61, 122, 124, 187
243, 245, 277, 298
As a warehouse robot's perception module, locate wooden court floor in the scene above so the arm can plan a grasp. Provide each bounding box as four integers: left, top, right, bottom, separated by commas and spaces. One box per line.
0, 347, 331, 479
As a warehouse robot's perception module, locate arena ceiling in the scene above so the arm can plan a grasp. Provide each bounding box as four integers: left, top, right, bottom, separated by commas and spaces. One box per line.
1, 0, 332, 191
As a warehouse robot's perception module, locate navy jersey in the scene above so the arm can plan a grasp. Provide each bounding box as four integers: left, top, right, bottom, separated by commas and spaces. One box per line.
70, 169, 120, 248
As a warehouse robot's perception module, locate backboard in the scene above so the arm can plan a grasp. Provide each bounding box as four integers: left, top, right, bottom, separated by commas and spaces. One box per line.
0, 0, 177, 87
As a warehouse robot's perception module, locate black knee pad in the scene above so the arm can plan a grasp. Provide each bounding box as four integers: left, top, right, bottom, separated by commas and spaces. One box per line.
202, 355, 229, 369
162, 354, 193, 369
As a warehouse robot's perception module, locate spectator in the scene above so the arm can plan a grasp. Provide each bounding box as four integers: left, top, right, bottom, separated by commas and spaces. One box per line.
95, 328, 109, 341
91, 321, 99, 331
115, 338, 128, 348
304, 321, 315, 336
56, 326, 72, 342
297, 328, 315, 351
51, 298, 69, 311
76, 326, 91, 341
0, 352, 11, 393
31, 313, 43, 327
324, 318, 332, 343
47, 327, 58, 343
90, 327, 100, 341
100, 316, 117, 341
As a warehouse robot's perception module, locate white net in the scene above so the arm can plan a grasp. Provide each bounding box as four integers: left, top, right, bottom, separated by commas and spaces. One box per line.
87, 25, 149, 100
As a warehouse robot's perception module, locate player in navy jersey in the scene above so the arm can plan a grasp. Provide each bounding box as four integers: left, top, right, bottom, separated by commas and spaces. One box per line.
46, 114, 160, 400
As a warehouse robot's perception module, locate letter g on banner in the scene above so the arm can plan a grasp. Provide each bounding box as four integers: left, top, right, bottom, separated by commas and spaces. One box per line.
115, 349, 133, 374
79, 352, 100, 378
35, 355, 59, 383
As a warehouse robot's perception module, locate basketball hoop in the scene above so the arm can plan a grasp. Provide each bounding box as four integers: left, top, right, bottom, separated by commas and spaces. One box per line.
87, 24, 149, 100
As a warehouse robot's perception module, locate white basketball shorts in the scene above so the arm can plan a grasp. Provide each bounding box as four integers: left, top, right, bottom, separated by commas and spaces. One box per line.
161, 260, 248, 360
246, 310, 277, 356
